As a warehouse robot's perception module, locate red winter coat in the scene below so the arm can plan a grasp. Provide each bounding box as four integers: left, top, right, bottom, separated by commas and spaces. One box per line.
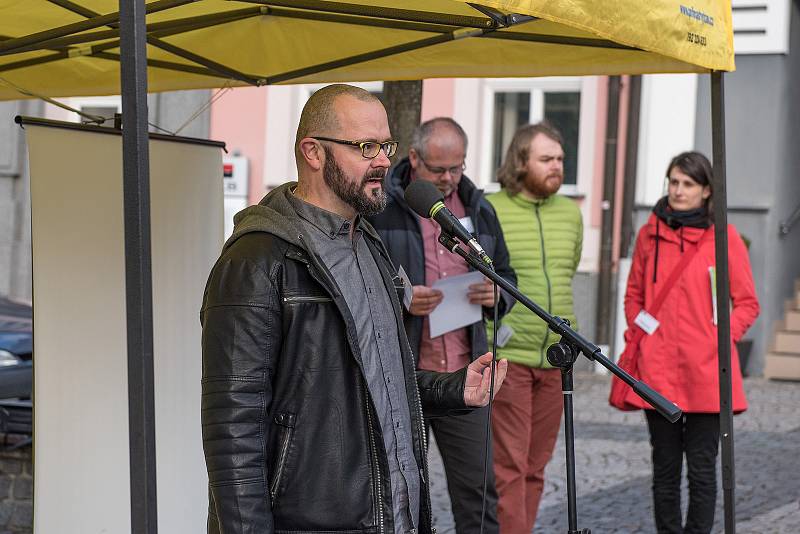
621, 213, 759, 413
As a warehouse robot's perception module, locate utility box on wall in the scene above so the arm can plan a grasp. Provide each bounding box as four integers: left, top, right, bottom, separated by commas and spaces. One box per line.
223, 155, 249, 239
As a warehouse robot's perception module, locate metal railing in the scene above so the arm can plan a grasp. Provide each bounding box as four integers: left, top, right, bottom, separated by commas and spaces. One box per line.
780, 202, 800, 236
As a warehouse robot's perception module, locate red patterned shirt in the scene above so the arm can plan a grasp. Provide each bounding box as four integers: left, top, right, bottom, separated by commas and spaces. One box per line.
417, 187, 472, 373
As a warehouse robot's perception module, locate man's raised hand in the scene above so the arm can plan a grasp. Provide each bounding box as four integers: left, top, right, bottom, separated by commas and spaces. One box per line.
463, 352, 508, 407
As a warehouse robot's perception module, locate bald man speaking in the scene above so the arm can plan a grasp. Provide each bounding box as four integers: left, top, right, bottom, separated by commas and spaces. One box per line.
200, 84, 508, 534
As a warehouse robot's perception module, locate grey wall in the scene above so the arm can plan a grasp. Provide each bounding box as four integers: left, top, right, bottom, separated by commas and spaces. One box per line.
693, 1, 800, 375
0, 90, 211, 303
148, 90, 212, 139
0, 100, 42, 302
573, 272, 599, 372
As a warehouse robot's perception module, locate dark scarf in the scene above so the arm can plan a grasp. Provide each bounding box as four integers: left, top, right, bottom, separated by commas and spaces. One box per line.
650, 196, 711, 283
652, 196, 710, 229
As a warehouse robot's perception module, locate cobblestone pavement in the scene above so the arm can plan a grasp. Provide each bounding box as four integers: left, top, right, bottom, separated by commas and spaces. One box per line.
428, 372, 800, 533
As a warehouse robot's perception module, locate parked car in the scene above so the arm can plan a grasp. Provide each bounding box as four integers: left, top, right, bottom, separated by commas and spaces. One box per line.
0, 296, 32, 446
0, 296, 32, 400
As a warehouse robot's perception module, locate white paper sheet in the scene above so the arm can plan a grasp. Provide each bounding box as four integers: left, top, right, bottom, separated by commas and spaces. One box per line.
429, 271, 485, 338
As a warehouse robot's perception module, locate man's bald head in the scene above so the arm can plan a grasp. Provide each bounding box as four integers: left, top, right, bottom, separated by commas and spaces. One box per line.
410, 117, 468, 159
295, 84, 382, 165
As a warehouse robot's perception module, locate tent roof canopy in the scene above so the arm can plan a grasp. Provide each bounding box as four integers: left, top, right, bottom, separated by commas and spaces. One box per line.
0, 0, 734, 100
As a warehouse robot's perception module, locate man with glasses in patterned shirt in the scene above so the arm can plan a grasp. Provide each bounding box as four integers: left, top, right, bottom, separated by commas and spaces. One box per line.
201, 85, 508, 534
370, 117, 516, 534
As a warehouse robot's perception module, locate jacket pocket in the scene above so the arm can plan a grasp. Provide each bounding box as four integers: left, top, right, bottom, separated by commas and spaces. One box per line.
270, 412, 296, 504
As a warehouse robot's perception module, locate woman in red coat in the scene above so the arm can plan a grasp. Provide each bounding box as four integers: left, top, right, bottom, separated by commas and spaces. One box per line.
621, 151, 759, 534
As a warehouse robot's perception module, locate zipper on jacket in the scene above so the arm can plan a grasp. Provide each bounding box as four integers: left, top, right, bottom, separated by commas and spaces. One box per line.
413, 367, 433, 531
402, 341, 432, 531
282, 295, 332, 303
535, 205, 553, 367
269, 414, 295, 504
295, 234, 341, 299
363, 381, 386, 534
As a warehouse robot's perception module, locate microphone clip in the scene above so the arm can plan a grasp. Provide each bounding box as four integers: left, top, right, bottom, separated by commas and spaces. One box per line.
438, 232, 460, 253
438, 232, 495, 270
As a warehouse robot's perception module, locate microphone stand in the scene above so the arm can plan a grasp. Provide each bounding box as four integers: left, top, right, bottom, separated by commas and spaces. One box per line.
438, 233, 681, 534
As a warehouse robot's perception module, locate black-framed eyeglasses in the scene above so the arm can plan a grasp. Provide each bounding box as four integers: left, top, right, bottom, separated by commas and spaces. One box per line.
311, 136, 398, 159
419, 157, 466, 178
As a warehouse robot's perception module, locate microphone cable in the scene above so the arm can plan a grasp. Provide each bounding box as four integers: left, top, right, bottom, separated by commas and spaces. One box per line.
432, 225, 499, 534
479, 281, 500, 534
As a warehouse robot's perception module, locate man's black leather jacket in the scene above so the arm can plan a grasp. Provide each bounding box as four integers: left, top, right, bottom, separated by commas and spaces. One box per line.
201, 184, 468, 534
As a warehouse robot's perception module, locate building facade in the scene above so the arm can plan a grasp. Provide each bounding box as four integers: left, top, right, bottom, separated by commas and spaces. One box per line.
0, 1, 796, 375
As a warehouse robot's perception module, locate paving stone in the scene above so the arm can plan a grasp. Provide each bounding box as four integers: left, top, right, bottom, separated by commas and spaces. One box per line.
0, 504, 10, 527
9, 501, 31, 529
0, 460, 20, 476
0, 479, 9, 501
11, 477, 31, 501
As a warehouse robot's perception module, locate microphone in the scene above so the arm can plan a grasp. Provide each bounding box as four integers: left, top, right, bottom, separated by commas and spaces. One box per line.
404, 180, 493, 266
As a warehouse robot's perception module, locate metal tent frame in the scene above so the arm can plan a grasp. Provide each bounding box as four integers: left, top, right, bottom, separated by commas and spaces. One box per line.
2, 2, 737, 532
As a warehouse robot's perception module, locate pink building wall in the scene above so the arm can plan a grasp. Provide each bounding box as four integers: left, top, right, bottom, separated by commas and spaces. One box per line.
612, 77, 631, 266
421, 79, 455, 120
591, 77, 609, 232
209, 86, 268, 205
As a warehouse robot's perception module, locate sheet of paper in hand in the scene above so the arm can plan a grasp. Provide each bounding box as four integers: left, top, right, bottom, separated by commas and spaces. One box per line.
429, 271, 484, 338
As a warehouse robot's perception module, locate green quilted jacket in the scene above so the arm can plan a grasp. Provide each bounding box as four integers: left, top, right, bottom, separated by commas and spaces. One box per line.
487, 190, 583, 368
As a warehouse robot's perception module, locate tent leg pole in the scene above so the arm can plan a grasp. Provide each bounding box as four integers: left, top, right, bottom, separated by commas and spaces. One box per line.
711, 70, 735, 534
119, 1, 158, 533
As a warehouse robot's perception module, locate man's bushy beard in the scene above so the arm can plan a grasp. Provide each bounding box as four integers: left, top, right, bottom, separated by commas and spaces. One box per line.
524, 170, 563, 198
323, 146, 387, 216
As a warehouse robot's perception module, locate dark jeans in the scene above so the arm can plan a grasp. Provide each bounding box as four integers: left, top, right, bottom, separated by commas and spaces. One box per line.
428, 405, 499, 534
645, 411, 720, 534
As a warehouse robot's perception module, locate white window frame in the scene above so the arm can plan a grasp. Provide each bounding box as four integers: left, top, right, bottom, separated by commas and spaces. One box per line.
732, 0, 791, 55
478, 77, 595, 197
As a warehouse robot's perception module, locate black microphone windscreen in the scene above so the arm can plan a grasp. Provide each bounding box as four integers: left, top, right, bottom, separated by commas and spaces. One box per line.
404, 180, 443, 219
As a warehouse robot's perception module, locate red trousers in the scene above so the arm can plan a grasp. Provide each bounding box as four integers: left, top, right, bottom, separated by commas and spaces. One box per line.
492, 364, 563, 534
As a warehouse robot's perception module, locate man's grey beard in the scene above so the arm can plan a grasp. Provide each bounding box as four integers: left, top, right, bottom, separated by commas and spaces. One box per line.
323, 146, 387, 216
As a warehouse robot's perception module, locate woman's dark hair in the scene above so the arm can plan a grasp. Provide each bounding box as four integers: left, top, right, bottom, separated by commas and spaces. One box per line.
666, 151, 713, 196
665, 150, 714, 221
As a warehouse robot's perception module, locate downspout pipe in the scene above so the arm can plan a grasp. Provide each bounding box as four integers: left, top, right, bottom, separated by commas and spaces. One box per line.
619, 75, 642, 259
595, 76, 622, 346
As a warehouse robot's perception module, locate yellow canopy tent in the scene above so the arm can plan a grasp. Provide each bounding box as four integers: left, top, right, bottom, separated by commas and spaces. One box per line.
0, 0, 734, 99
0, 1, 739, 533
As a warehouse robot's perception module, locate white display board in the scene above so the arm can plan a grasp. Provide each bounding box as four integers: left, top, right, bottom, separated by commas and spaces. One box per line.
26, 123, 223, 534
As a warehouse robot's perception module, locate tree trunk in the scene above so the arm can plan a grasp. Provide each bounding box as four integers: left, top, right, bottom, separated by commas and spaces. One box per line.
382, 80, 423, 161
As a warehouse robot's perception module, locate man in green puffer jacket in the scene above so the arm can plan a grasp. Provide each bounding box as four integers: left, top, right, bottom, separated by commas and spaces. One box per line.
486, 122, 583, 534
